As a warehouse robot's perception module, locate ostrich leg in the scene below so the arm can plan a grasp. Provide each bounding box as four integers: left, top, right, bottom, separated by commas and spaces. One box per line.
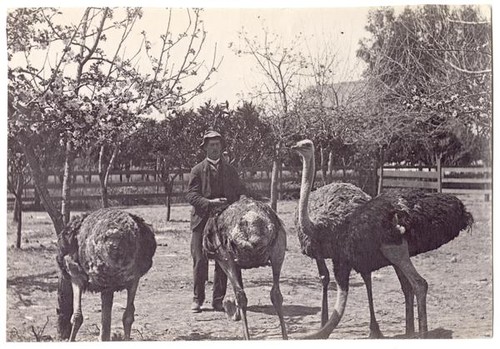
218, 259, 250, 339
360, 272, 383, 338
123, 278, 139, 340
380, 241, 428, 338
302, 262, 350, 339
100, 290, 114, 341
269, 232, 288, 340
316, 258, 330, 326
69, 282, 83, 341
393, 265, 416, 337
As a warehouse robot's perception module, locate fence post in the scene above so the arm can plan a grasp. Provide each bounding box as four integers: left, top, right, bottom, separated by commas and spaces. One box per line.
484, 166, 490, 202
436, 156, 442, 193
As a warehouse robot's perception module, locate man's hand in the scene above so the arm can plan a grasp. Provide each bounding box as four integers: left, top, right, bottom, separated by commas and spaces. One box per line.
209, 198, 228, 206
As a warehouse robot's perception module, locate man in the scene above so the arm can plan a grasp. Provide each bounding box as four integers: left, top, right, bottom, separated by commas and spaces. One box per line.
186, 130, 246, 313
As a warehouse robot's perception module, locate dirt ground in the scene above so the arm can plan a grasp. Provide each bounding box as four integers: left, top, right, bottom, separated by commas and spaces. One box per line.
5, 196, 492, 341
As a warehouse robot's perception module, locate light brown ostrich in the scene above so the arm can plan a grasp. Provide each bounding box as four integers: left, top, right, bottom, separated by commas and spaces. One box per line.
203, 195, 288, 340
292, 139, 473, 339
56, 208, 157, 341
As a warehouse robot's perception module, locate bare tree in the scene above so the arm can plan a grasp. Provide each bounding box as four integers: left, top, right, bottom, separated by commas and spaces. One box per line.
235, 25, 306, 210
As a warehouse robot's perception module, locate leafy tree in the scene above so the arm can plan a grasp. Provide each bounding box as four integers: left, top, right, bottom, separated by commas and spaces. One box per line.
220, 102, 274, 168
357, 5, 492, 167
8, 7, 221, 232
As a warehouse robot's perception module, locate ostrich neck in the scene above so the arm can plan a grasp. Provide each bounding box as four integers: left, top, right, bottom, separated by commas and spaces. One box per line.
298, 154, 315, 233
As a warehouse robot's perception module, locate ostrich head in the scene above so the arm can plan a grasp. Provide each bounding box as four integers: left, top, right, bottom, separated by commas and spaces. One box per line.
291, 139, 315, 160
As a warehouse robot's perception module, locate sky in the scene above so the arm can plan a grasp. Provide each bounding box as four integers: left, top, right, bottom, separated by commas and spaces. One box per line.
187, 7, 372, 107
4, 1, 493, 111
5, 5, 375, 112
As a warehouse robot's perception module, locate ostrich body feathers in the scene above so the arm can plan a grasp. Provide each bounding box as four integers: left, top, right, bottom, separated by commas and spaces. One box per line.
297, 186, 473, 274
57, 208, 157, 293
204, 196, 283, 269
296, 183, 372, 258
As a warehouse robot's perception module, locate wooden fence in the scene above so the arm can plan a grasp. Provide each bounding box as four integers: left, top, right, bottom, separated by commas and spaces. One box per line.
8, 165, 491, 206
378, 166, 491, 199
7, 166, 368, 206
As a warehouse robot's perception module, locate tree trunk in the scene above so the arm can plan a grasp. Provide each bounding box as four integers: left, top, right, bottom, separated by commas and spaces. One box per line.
164, 181, 172, 221
13, 174, 22, 223
13, 199, 19, 223
278, 163, 283, 200
100, 181, 109, 208
436, 153, 442, 193
61, 141, 74, 225
320, 145, 327, 186
327, 151, 334, 183
15, 174, 23, 248
16, 198, 22, 249
33, 187, 41, 210
270, 159, 279, 212
18, 134, 64, 234
98, 145, 109, 208
98, 143, 120, 208
377, 147, 385, 195
57, 271, 74, 340
164, 173, 178, 221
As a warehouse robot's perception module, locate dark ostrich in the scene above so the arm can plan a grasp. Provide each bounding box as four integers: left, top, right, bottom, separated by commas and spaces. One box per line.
292, 139, 473, 339
203, 196, 288, 340
56, 208, 157, 341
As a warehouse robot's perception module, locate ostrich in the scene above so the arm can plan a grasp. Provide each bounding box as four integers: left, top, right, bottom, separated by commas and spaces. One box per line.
203, 195, 288, 340
56, 208, 157, 341
292, 139, 473, 339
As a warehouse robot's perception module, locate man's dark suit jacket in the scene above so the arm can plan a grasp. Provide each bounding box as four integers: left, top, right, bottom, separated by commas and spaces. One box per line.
186, 159, 246, 231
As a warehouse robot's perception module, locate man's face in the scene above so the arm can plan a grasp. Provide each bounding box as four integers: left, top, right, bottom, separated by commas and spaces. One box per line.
204, 138, 222, 160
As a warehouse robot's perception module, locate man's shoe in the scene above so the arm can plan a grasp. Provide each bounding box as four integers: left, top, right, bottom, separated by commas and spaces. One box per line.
212, 301, 224, 312
191, 301, 202, 313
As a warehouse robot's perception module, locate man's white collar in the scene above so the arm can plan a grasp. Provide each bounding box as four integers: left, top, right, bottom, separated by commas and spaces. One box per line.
207, 157, 220, 165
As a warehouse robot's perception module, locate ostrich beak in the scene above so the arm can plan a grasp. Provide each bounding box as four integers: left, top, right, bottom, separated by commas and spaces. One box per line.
291, 144, 299, 150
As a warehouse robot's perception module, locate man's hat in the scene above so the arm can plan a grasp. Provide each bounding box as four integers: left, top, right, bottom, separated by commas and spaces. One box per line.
200, 130, 224, 148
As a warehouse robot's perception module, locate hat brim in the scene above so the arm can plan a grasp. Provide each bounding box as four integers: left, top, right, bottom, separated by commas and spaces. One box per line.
200, 136, 224, 149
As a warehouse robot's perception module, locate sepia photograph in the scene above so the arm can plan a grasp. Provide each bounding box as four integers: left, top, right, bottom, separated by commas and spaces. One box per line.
3, 0, 494, 344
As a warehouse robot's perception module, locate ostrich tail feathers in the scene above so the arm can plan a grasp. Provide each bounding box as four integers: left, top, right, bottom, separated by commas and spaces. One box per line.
384, 190, 474, 256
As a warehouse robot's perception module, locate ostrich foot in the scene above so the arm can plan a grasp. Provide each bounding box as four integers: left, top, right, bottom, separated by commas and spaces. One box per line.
368, 328, 384, 339
223, 298, 241, 322
405, 332, 419, 339
367, 321, 384, 339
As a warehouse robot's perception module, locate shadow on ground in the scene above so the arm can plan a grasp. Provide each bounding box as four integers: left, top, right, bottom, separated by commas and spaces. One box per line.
8, 271, 59, 293
248, 304, 321, 317
388, 327, 453, 339
173, 332, 241, 341
8, 271, 59, 307
246, 276, 366, 291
